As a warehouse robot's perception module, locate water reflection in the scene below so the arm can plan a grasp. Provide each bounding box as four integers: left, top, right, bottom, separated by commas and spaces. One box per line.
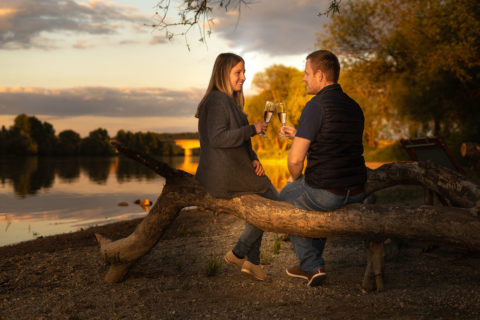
0, 157, 55, 198
116, 157, 158, 182
81, 157, 112, 184
56, 158, 81, 182
0, 156, 194, 198
174, 154, 199, 174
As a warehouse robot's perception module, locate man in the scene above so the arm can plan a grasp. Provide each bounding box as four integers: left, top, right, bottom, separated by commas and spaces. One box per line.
279, 50, 367, 287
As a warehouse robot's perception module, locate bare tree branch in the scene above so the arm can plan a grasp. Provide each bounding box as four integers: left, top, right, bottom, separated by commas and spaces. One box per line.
149, 0, 341, 48
318, 0, 342, 17
151, 0, 251, 49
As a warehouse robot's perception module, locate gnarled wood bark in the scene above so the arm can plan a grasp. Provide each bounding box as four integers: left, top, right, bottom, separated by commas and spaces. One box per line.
461, 142, 480, 173
461, 142, 480, 161
96, 141, 480, 286
362, 240, 385, 292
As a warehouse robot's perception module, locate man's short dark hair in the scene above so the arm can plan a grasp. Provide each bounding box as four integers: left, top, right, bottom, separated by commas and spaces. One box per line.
306, 50, 340, 83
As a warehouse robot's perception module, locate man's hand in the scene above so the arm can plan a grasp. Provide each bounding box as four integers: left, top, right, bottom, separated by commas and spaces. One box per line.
280, 125, 297, 139
252, 160, 265, 176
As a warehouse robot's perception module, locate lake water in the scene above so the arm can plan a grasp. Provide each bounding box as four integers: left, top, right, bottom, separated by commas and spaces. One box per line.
0, 156, 195, 246
0, 156, 382, 247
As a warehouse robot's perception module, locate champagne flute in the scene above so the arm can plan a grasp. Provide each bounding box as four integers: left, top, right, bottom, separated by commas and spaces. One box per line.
276, 102, 287, 138
259, 101, 275, 137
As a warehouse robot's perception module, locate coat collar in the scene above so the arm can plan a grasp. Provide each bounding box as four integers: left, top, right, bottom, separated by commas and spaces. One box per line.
315, 83, 342, 96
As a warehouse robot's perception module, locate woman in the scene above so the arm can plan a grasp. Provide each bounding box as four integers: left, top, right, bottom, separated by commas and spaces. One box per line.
195, 53, 278, 281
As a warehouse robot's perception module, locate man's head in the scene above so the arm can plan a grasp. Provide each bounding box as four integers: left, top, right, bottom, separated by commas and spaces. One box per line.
303, 50, 340, 95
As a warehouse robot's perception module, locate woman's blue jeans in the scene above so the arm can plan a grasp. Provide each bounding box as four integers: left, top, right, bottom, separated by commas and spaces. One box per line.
279, 176, 364, 273
232, 184, 279, 265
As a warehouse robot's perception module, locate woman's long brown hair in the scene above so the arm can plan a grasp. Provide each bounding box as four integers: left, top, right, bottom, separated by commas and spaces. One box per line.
195, 53, 245, 118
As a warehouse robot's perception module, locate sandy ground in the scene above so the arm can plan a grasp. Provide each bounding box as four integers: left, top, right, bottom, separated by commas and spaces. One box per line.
1, 204, 480, 320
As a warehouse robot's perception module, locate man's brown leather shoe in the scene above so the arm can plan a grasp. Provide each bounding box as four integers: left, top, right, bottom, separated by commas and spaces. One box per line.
241, 261, 267, 281
286, 265, 308, 280
224, 250, 245, 269
286, 265, 326, 287
306, 269, 327, 287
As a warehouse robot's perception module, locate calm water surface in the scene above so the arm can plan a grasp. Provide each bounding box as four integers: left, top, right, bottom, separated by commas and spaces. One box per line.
0, 156, 381, 246
0, 156, 205, 246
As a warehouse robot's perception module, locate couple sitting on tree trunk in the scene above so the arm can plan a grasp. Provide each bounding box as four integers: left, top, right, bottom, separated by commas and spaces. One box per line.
194, 50, 367, 287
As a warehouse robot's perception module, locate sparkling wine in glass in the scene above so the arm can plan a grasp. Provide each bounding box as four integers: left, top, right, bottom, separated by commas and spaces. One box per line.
260, 101, 275, 137
276, 102, 287, 138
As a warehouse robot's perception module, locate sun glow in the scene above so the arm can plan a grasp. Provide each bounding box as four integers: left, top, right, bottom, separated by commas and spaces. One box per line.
0, 8, 18, 17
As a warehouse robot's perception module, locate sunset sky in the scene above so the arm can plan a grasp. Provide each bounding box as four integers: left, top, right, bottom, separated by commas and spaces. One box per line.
0, 0, 330, 136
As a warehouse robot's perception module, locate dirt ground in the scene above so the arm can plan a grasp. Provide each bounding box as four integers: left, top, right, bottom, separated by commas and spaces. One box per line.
1, 202, 480, 320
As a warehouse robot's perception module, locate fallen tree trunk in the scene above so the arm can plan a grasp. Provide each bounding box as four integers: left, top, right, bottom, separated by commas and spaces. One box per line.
365, 161, 480, 208
96, 142, 480, 284
213, 196, 480, 245
461, 142, 480, 173
461, 142, 480, 161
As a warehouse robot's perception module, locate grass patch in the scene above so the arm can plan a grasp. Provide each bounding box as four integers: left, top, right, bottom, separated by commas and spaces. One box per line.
175, 261, 183, 271
260, 252, 274, 265
205, 256, 222, 277
176, 223, 189, 237
273, 234, 282, 254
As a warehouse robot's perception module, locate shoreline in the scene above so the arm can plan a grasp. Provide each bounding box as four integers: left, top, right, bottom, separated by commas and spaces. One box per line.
0, 217, 142, 257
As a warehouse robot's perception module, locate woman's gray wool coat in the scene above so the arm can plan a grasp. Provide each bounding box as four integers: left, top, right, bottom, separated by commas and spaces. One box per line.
195, 91, 271, 198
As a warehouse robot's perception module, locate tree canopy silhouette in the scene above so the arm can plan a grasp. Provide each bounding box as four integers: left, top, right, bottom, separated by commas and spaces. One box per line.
322, 0, 480, 144
0, 114, 192, 157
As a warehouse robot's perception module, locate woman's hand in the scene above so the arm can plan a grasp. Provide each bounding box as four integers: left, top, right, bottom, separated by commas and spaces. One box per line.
280, 125, 296, 139
252, 160, 265, 176
254, 121, 268, 135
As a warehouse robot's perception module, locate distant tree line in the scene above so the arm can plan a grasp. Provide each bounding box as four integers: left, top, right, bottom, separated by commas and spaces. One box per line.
0, 114, 198, 157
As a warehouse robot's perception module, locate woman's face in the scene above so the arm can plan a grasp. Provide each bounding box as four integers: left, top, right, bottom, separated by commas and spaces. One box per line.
229, 61, 246, 92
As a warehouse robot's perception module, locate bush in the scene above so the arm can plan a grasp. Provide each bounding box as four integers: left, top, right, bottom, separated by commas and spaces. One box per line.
364, 141, 410, 162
